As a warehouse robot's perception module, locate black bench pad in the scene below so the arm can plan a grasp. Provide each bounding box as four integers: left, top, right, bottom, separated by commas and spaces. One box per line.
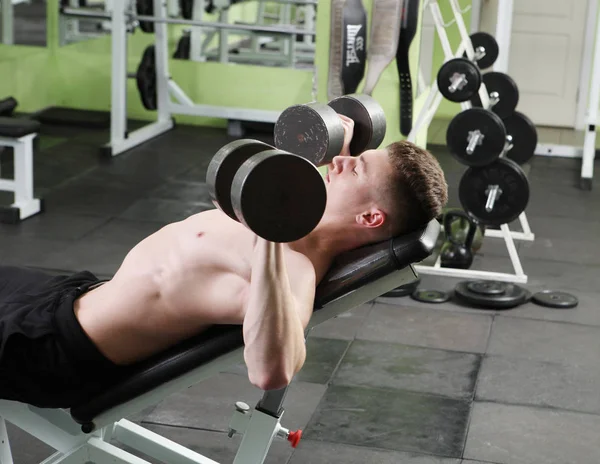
0, 117, 41, 138
70, 219, 440, 426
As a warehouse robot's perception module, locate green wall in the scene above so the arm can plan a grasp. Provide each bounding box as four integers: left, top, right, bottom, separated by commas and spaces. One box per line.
0, 0, 430, 144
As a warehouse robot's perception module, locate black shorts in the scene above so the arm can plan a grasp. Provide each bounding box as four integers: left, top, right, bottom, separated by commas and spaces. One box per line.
0, 266, 124, 409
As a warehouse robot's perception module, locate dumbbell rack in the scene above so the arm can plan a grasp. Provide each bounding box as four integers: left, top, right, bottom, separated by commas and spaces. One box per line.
409, 0, 534, 284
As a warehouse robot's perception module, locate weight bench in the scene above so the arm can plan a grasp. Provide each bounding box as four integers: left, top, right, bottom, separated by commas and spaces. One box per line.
0, 219, 439, 464
0, 117, 43, 223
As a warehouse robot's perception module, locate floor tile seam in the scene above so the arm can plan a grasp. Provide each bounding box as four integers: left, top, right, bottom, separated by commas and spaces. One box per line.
285, 437, 465, 462
325, 379, 475, 403
352, 337, 488, 357
471, 398, 600, 418
493, 312, 600, 330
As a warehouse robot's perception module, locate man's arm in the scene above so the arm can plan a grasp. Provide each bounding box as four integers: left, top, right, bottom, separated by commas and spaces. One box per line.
242, 238, 314, 391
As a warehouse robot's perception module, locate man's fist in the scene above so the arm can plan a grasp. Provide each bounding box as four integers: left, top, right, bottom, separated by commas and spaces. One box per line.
338, 114, 355, 157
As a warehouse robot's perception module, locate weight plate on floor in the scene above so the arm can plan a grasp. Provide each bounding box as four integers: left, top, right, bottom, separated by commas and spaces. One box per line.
468, 32, 499, 70
437, 58, 482, 103
382, 278, 421, 298
459, 157, 530, 226
471, 72, 519, 119
502, 111, 538, 165
466, 280, 507, 295
446, 108, 506, 166
411, 289, 451, 304
532, 290, 579, 309
455, 280, 529, 310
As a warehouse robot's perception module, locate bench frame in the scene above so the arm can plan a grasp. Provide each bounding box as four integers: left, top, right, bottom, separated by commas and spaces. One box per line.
0, 133, 42, 222
0, 265, 419, 464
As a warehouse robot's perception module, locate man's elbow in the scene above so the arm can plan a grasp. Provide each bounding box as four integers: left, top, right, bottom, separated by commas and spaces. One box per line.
249, 368, 293, 391
248, 353, 306, 391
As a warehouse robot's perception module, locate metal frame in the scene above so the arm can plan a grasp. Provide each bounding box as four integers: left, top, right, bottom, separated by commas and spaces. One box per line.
0, 133, 42, 221
60, 1, 312, 157
0, 264, 418, 464
410, 0, 533, 284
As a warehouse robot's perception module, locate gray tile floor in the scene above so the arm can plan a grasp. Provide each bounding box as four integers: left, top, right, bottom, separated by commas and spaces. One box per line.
2, 114, 600, 463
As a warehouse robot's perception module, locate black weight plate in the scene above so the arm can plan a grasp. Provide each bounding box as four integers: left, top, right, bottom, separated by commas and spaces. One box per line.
136, 0, 155, 33
467, 280, 507, 295
411, 289, 451, 304
455, 280, 529, 310
328, 93, 387, 155
459, 157, 530, 226
471, 72, 519, 119
231, 150, 327, 243
532, 290, 579, 309
382, 278, 421, 298
274, 103, 344, 166
136, 45, 157, 111
446, 108, 506, 166
469, 32, 499, 70
503, 111, 538, 165
437, 58, 482, 103
206, 139, 274, 221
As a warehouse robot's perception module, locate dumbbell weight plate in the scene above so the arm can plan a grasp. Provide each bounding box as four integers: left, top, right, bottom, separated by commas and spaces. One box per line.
446, 108, 507, 167
471, 72, 519, 119
467, 32, 499, 70
437, 58, 482, 103
231, 150, 327, 243
328, 93, 387, 155
206, 139, 274, 221
455, 280, 529, 310
502, 111, 538, 165
459, 157, 530, 226
136, 45, 158, 111
274, 103, 344, 166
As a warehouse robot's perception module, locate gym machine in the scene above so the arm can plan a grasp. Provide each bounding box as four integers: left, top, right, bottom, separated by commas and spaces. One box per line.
176, 0, 316, 67
60, 0, 313, 157
409, 0, 535, 284
0, 0, 31, 45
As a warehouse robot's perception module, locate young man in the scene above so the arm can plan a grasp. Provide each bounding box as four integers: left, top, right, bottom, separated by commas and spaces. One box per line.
0, 119, 448, 409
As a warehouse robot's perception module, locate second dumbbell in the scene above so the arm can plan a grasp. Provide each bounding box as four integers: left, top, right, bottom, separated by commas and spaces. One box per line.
273, 93, 387, 166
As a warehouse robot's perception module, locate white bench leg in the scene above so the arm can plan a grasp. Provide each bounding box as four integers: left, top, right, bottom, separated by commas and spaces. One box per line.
0, 417, 14, 464
0, 133, 41, 222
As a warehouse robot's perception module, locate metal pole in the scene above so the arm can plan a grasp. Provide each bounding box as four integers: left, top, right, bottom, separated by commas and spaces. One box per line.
1, 0, 14, 45
110, 0, 128, 150
494, 0, 514, 73
60, 7, 316, 35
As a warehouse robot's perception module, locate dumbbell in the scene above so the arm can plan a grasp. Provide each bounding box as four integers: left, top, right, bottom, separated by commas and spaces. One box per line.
470, 71, 519, 119
447, 107, 537, 167
273, 93, 387, 166
459, 157, 530, 226
206, 139, 327, 243
463, 32, 499, 70
437, 57, 482, 103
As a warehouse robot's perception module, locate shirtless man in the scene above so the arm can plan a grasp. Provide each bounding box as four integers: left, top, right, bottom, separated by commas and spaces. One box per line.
0, 119, 448, 409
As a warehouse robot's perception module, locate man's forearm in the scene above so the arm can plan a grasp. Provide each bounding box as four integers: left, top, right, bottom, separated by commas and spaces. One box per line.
242, 239, 306, 391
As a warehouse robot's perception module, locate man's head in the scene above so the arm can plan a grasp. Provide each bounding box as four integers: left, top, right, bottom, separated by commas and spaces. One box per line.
324, 140, 448, 242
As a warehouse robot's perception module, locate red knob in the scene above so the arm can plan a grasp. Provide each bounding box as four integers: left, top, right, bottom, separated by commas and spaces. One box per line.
287, 430, 302, 448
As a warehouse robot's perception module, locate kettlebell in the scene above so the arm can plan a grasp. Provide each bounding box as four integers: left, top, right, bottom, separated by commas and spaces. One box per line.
440, 210, 478, 269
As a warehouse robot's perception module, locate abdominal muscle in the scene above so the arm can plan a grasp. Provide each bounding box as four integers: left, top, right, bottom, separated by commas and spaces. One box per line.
74, 210, 256, 366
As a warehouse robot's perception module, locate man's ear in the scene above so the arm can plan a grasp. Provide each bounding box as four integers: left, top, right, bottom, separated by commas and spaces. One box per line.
357, 208, 386, 229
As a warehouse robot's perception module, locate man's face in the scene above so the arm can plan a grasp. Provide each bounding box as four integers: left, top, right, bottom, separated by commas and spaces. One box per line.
324, 148, 392, 216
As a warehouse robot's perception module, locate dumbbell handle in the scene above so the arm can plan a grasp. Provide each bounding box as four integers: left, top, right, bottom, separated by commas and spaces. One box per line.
488, 91, 500, 108
485, 184, 502, 212
466, 130, 484, 155
448, 73, 467, 94
474, 46, 486, 62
